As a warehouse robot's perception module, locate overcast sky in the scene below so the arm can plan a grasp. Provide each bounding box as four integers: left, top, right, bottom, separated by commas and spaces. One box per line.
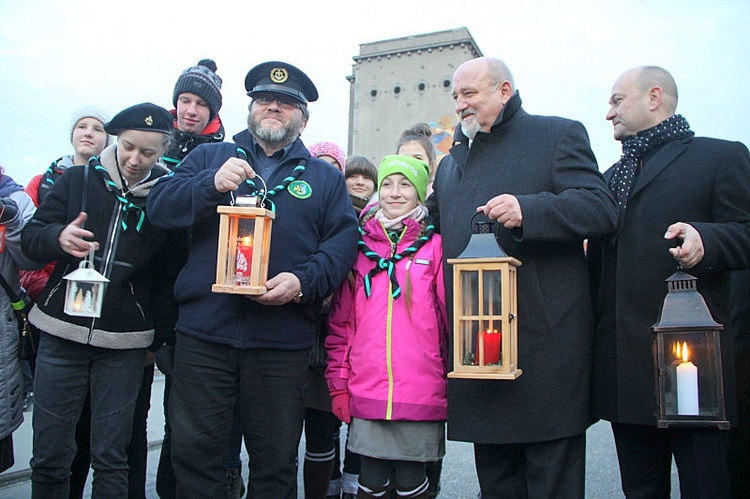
1, 0, 748, 186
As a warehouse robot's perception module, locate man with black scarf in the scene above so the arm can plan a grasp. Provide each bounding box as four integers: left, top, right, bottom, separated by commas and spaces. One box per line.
589, 65, 750, 497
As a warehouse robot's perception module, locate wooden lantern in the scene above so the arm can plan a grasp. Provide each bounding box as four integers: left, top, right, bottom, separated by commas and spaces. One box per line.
652, 271, 728, 429
447, 221, 522, 380
212, 196, 275, 295
63, 249, 109, 318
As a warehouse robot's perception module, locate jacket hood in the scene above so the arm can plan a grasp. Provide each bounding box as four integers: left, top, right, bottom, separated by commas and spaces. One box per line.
98, 143, 171, 197
0, 174, 23, 197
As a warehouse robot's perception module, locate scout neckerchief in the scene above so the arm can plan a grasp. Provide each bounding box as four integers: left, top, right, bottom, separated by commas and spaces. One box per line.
358, 219, 435, 299
90, 156, 146, 232
235, 147, 306, 211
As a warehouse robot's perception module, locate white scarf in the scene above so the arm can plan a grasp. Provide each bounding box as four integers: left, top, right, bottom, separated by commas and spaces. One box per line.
374, 205, 428, 230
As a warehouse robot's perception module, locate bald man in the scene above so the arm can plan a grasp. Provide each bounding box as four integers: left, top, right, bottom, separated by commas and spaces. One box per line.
589, 66, 750, 498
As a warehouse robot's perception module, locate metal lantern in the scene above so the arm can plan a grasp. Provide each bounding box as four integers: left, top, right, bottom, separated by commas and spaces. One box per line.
652, 271, 728, 429
447, 220, 522, 380
63, 248, 109, 318
212, 195, 275, 295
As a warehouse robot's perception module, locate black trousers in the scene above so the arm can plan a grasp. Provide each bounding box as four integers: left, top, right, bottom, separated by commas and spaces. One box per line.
473, 433, 586, 499
611, 422, 731, 499
169, 333, 308, 499
127, 363, 154, 499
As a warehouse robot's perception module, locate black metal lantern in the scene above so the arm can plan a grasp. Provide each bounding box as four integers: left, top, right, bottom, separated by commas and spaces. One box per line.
651, 271, 728, 429
447, 220, 522, 380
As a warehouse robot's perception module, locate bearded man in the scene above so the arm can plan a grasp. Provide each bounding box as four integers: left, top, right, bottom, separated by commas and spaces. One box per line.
427, 57, 618, 499
147, 60, 358, 498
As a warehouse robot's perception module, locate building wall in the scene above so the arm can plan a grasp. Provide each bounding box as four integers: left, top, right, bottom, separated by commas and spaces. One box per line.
347, 27, 482, 168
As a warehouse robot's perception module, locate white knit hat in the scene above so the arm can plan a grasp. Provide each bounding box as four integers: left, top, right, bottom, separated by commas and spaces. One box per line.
70, 106, 112, 145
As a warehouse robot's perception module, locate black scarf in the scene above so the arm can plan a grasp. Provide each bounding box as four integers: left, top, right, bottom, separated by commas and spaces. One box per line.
608, 114, 694, 208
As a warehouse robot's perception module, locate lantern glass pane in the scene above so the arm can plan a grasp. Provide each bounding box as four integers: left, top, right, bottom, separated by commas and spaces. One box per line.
65, 281, 101, 317
234, 218, 257, 285
460, 270, 479, 316
459, 320, 479, 366
482, 270, 502, 316
659, 331, 721, 418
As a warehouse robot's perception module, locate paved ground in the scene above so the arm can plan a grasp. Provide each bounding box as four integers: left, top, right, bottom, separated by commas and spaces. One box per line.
0, 373, 678, 498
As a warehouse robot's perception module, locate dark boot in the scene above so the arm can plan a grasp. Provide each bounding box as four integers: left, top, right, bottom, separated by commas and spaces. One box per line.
304, 458, 336, 499
425, 459, 443, 498
225, 465, 245, 499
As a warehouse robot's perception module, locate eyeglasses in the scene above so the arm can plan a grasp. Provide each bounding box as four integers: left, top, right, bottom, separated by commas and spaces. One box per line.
253, 93, 302, 111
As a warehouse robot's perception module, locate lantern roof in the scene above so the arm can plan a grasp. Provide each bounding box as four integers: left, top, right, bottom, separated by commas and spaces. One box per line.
455, 221, 511, 259
651, 271, 722, 331
63, 267, 110, 283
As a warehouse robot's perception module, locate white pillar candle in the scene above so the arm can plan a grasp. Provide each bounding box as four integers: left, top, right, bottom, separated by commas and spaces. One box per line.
676, 360, 700, 415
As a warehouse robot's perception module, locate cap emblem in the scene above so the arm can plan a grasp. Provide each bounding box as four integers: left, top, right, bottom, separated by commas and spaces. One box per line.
144, 115, 154, 126
270, 67, 289, 83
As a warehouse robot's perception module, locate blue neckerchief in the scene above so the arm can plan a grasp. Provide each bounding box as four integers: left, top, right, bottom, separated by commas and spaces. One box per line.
235, 147, 306, 212
91, 158, 145, 232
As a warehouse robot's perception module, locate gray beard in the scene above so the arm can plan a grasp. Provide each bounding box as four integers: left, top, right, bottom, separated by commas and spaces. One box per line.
460, 120, 480, 140
248, 115, 300, 149
254, 124, 288, 143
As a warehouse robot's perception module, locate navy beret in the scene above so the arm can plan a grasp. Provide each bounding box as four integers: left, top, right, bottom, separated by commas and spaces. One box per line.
104, 102, 173, 136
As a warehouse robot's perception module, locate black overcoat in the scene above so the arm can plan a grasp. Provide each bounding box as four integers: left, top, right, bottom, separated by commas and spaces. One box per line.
430, 93, 619, 443
589, 134, 750, 425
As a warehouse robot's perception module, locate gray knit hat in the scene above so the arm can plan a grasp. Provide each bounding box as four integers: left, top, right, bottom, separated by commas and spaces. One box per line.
70, 106, 111, 145
172, 59, 223, 120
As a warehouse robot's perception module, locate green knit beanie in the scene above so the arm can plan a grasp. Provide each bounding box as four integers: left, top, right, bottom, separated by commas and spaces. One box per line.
377, 154, 430, 203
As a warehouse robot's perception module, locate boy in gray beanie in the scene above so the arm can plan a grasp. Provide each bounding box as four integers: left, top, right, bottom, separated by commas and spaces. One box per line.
135, 58, 230, 499
172, 59, 223, 121
162, 59, 226, 170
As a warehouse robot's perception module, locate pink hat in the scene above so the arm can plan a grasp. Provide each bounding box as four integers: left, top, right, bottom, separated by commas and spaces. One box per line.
308, 141, 346, 172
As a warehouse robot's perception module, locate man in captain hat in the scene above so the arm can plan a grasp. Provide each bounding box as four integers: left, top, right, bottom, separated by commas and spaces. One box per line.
147, 61, 359, 497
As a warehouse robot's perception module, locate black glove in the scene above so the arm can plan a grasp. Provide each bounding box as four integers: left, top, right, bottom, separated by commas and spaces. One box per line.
0, 197, 19, 224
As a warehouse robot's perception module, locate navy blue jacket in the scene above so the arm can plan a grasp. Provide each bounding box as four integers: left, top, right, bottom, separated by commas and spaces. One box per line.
147, 130, 358, 350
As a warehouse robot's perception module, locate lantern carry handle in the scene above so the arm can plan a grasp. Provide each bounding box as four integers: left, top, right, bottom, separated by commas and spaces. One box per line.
80, 242, 96, 270
230, 174, 269, 208
457, 212, 510, 259
469, 211, 498, 235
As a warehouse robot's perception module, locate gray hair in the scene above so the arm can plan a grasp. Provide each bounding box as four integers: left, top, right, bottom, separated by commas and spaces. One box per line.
485, 58, 515, 88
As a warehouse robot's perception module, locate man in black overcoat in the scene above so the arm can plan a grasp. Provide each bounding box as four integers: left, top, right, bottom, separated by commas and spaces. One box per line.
589, 65, 750, 498
429, 57, 619, 498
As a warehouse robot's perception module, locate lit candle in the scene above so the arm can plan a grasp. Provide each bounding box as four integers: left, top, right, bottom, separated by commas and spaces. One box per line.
676, 341, 700, 415
235, 236, 253, 285
72, 288, 84, 312
482, 329, 501, 365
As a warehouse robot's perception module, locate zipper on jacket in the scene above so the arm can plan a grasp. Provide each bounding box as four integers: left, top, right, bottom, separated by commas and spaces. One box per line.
382, 225, 401, 420
43, 264, 70, 307
129, 281, 146, 321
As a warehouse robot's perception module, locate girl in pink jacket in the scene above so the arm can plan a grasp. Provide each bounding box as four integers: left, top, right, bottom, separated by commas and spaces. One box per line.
326, 155, 448, 499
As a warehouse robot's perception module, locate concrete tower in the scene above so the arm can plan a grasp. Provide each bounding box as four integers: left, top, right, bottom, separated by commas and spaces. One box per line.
347, 27, 482, 165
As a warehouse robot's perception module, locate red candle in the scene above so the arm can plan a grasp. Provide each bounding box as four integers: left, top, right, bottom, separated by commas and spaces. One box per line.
482, 329, 501, 365
235, 236, 253, 285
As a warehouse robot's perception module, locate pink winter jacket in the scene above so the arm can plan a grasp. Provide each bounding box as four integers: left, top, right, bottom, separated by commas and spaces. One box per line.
325, 215, 449, 421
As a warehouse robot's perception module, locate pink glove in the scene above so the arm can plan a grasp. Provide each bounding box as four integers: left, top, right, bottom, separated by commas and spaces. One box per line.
331, 393, 351, 423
